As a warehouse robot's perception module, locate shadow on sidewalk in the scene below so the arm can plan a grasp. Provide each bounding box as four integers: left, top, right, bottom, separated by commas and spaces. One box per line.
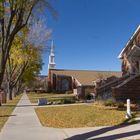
90, 130, 140, 140
65, 120, 140, 140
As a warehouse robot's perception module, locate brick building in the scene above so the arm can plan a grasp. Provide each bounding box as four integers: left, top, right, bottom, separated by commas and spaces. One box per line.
96, 25, 140, 101
47, 41, 121, 99
112, 25, 140, 101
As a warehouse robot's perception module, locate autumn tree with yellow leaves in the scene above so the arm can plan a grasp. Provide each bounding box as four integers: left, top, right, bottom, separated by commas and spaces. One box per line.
0, 0, 56, 105
0, 0, 56, 88
4, 29, 43, 100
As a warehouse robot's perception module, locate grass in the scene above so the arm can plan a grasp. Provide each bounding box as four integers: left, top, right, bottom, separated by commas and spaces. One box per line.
27, 92, 76, 104
35, 104, 127, 128
0, 94, 22, 131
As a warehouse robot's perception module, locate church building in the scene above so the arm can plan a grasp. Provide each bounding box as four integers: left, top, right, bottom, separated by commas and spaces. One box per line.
112, 25, 140, 101
47, 40, 122, 99
119, 25, 140, 75
96, 25, 140, 101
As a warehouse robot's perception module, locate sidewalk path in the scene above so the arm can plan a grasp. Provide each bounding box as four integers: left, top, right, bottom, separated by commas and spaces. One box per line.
0, 93, 140, 140
0, 94, 67, 140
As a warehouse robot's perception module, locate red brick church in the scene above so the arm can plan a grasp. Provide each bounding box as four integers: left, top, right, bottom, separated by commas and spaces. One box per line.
47, 41, 121, 99
48, 26, 140, 101
113, 25, 140, 101
97, 25, 140, 101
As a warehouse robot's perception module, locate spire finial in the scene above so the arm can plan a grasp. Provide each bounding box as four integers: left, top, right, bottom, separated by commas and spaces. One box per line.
51, 40, 54, 54
51, 40, 54, 47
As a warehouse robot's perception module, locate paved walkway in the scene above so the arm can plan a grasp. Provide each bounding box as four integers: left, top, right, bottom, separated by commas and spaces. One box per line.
0, 94, 140, 140
0, 94, 67, 140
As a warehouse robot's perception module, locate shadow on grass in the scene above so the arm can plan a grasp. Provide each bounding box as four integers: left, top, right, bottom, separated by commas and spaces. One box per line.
4, 104, 38, 107
17, 104, 38, 107
0, 114, 16, 117
64, 119, 140, 140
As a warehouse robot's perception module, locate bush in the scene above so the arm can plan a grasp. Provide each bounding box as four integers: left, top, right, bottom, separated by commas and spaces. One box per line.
116, 102, 124, 108
65, 91, 73, 94
104, 99, 116, 107
63, 98, 75, 104
94, 100, 104, 106
85, 92, 93, 100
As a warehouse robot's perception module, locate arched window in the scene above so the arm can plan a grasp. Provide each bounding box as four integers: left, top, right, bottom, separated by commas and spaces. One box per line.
62, 79, 69, 91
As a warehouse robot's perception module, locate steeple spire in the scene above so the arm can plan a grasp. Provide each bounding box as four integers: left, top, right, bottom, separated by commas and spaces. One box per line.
48, 40, 56, 69
51, 40, 54, 54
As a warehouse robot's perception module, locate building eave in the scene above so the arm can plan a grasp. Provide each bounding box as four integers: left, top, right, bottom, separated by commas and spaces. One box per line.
118, 25, 140, 59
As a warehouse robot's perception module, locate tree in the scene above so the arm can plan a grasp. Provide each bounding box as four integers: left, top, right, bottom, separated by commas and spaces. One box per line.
21, 57, 43, 92
5, 35, 43, 100
28, 19, 52, 48
14, 46, 43, 97
0, 0, 56, 88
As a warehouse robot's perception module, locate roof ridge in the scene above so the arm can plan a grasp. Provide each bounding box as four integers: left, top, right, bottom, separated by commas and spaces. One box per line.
52, 69, 121, 72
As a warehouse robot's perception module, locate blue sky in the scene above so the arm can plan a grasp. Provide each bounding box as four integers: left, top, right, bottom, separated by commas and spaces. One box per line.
40, 0, 140, 75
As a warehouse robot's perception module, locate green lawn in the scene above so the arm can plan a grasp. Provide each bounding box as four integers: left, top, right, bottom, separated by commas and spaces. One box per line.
35, 105, 127, 128
27, 92, 76, 104
0, 94, 22, 131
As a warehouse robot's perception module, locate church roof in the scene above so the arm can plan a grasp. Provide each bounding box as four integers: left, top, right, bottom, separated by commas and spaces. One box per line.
35, 75, 47, 82
50, 69, 122, 86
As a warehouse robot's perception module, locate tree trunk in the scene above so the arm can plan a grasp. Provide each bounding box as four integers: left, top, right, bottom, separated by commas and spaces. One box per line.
13, 88, 16, 97
16, 80, 23, 95
0, 93, 2, 106
0, 57, 7, 88
15, 84, 20, 96
9, 87, 13, 100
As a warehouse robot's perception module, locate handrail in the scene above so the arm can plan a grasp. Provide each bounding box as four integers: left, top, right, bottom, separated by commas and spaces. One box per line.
96, 74, 129, 90
114, 74, 139, 89
96, 74, 130, 94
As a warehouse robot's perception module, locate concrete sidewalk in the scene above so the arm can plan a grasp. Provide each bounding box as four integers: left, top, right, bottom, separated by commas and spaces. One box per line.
0, 94, 67, 140
0, 94, 140, 140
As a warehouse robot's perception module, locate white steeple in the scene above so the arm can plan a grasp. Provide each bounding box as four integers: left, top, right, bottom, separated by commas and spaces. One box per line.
48, 40, 56, 69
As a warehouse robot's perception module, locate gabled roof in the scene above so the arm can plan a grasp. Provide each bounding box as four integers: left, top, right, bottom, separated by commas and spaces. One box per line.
118, 25, 140, 59
50, 69, 122, 86
35, 75, 47, 82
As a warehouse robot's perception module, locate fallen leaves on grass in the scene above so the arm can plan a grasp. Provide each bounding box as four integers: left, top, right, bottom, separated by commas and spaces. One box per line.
35, 105, 126, 128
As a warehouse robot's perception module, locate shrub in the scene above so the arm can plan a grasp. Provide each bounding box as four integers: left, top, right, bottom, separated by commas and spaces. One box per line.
63, 98, 75, 104
104, 99, 116, 107
116, 102, 124, 108
65, 91, 73, 94
94, 100, 104, 106
85, 92, 93, 100
96, 96, 102, 100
